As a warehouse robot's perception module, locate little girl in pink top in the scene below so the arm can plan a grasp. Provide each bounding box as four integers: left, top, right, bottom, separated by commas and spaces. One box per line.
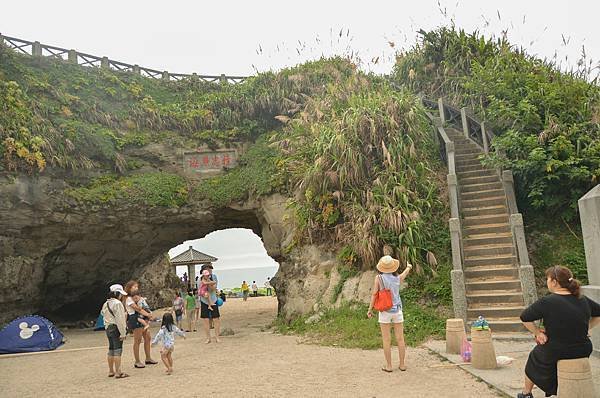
199, 270, 216, 310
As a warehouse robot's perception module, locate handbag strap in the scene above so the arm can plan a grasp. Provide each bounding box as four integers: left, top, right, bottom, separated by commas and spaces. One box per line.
378, 274, 387, 291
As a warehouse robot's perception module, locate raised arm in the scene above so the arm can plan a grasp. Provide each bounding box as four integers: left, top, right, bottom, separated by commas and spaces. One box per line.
399, 263, 413, 282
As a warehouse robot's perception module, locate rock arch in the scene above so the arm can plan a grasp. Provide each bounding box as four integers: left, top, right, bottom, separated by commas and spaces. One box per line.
0, 173, 290, 324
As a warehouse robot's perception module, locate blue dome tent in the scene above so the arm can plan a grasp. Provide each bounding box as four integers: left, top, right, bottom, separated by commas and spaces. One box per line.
0, 315, 64, 354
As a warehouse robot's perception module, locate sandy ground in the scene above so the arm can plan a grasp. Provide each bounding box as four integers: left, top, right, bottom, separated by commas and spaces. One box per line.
0, 297, 502, 398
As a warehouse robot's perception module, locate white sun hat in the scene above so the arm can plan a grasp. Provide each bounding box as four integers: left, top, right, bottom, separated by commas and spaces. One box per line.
376, 255, 400, 273
109, 284, 128, 296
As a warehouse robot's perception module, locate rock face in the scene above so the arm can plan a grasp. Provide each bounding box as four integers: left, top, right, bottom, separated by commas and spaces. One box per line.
0, 171, 295, 324
273, 244, 376, 319
0, 172, 373, 325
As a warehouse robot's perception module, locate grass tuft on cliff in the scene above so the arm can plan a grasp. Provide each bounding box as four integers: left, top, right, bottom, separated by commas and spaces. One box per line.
66, 172, 188, 207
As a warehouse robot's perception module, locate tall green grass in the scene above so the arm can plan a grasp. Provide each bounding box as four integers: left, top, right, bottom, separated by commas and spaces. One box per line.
275, 301, 446, 349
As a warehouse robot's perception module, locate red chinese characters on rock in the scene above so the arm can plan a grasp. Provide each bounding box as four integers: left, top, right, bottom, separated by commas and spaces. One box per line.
186, 152, 235, 171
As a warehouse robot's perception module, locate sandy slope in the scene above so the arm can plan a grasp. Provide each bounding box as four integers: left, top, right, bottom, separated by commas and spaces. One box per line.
0, 296, 501, 397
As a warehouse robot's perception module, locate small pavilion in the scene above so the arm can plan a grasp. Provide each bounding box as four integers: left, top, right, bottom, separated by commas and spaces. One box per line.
169, 246, 218, 286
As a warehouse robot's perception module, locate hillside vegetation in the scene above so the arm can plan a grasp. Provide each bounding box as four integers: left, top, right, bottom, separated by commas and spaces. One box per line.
392, 27, 597, 284
393, 27, 600, 220
0, 44, 449, 281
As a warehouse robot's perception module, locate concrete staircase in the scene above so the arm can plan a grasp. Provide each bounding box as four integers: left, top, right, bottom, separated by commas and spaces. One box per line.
446, 127, 526, 333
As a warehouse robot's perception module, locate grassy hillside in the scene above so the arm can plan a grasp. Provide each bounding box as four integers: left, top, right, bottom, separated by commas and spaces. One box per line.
392, 27, 597, 284
0, 44, 450, 279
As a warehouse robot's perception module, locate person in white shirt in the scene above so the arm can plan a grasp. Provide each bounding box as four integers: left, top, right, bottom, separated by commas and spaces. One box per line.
101, 284, 129, 378
265, 278, 273, 296
251, 281, 258, 297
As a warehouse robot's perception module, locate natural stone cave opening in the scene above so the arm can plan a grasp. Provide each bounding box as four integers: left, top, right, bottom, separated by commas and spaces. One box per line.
39, 208, 270, 323
169, 228, 280, 301
1, 174, 291, 326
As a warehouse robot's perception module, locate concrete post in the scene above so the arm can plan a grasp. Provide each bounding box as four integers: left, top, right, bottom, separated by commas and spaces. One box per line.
461, 107, 469, 139
162, 71, 170, 81
481, 121, 489, 153
0, 33, 4, 47
579, 184, 600, 355
101, 56, 109, 69
502, 170, 518, 214
510, 213, 537, 306
438, 98, 446, 124
447, 174, 459, 219
446, 141, 456, 174
67, 49, 77, 64
450, 217, 467, 325
133, 64, 141, 75
191, 72, 199, 82
220, 73, 227, 84
449, 218, 463, 271
32, 41, 42, 56
187, 264, 196, 289
451, 269, 468, 327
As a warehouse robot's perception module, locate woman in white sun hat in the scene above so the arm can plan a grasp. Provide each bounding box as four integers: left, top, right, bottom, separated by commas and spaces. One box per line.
101, 284, 129, 378
367, 255, 413, 373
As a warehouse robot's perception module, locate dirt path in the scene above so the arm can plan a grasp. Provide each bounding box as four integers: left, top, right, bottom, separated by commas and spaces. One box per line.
0, 297, 501, 397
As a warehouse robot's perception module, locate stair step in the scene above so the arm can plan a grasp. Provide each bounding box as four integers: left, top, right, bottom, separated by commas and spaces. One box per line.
462, 205, 509, 217
456, 147, 482, 155
464, 265, 519, 279
455, 153, 481, 161
457, 164, 489, 173
462, 196, 506, 208
456, 157, 485, 167
464, 243, 514, 257
458, 169, 497, 179
466, 279, 522, 291
459, 175, 500, 186
464, 254, 517, 267
467, 318, 525, 333
463, 213, 509, 227
461, 188, 506, 201
467, 305, 525, 319
463, 233, 513, 247
460, 181, 502, 193
463, 222, 511, 235
466, 290, 524, 304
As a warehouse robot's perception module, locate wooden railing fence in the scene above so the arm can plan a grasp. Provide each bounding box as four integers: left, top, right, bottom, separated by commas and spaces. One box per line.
0, 34, 248, 84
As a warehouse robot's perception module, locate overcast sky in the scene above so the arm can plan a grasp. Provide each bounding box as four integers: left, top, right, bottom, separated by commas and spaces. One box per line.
168, 229, 278, 271
1, 1, 598, 76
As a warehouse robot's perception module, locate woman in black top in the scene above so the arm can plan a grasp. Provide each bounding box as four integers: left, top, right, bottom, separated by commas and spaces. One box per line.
518, 266, 600, 398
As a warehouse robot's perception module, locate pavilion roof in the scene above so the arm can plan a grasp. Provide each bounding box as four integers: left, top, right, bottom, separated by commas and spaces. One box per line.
169, 246, 218, 265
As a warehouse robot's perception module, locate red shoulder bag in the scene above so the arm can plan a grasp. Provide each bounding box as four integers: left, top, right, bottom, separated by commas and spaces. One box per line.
373, 275, 393, 312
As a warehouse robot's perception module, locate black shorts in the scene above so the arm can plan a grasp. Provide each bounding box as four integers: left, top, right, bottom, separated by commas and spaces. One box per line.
106, 324, 123, 356
200, 301, 220, 319
127, 313, 142, 331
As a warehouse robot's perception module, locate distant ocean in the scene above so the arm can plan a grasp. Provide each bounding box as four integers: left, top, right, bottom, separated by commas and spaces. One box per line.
176, 265, 279, 290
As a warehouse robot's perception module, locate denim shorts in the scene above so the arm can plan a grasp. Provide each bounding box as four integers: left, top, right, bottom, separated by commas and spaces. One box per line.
106, 324, 123, 356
